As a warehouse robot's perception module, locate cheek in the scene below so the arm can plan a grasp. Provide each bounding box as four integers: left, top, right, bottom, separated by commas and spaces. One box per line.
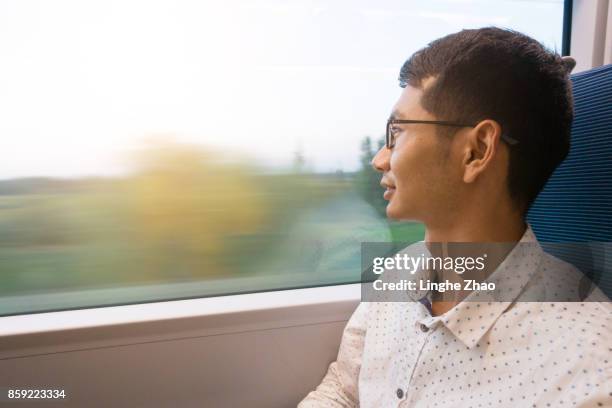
390, 140, 454, 199
389, 141, 426, 191
389, 140, 417, 175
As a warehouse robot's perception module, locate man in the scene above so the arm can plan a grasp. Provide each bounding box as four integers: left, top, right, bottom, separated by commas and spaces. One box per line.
299, 27, 611, 407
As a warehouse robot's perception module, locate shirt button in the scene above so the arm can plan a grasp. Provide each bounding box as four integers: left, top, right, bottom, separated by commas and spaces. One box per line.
396, 388, 404, 399
420, 323, 429, 333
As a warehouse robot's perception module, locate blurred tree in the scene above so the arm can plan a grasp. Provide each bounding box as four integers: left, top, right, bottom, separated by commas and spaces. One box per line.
292, 147, 307, 173
355, 135, 387, 217
124, 140, 265, 278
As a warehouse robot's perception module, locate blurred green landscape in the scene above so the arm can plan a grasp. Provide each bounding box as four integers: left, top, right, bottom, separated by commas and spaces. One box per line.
0, 138, 424, 313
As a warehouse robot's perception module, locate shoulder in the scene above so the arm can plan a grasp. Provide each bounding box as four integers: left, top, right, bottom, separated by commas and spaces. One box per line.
528, 250, 611, 302
505, 300, 611, 359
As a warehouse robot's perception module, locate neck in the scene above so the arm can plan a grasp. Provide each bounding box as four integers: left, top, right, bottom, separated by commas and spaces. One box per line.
424, 205, 526, 316
424, 207, 526, 243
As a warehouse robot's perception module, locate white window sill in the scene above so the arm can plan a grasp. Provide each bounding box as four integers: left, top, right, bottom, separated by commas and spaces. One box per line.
0, 283, 361, 359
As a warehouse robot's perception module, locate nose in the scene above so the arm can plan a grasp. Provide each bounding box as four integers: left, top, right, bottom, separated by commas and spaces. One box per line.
371, 145, 390, 173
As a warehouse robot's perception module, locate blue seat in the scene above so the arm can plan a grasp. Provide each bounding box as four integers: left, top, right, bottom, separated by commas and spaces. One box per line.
527, 64, 612, 298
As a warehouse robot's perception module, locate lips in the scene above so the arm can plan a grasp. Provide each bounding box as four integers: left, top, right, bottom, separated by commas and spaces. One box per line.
381, 180, 396, 200
383, 186, 396, 200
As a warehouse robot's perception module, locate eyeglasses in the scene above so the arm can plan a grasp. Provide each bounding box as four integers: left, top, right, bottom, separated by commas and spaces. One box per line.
385, 119, 519, 149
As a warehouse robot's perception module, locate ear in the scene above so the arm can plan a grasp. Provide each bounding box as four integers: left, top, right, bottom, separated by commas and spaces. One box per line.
462, 119, 502, 184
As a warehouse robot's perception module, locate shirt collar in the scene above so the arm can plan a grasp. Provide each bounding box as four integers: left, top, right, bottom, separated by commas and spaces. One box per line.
416, 224, 543, 348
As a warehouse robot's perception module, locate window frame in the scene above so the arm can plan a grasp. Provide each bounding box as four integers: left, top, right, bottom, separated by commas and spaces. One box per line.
0, 283, 361, 357
0, 1, 577, 321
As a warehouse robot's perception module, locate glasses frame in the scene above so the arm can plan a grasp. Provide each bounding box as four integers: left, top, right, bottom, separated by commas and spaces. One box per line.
385, 119, 519, 149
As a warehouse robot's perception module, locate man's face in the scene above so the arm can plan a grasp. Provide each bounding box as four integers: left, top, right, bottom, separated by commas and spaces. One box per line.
372, 83, 463, 223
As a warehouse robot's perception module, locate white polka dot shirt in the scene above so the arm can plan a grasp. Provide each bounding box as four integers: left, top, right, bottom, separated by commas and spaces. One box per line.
299, 227, 612, 407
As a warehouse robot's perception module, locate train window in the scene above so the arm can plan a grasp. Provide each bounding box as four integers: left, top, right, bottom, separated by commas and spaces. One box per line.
0, 0, 567, 315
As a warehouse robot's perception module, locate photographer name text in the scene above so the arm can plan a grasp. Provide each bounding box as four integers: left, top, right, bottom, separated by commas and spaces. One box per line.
373, 279, 495, 292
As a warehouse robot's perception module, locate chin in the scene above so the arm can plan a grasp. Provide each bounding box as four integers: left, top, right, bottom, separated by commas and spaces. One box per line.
385, 203, 406, 220
386, 201, 419, 221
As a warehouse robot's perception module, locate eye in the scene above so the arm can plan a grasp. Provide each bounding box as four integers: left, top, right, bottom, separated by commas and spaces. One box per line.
390, 125, 401, 135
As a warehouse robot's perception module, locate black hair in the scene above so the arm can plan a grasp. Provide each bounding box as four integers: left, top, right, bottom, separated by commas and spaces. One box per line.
399, 27, 574, 213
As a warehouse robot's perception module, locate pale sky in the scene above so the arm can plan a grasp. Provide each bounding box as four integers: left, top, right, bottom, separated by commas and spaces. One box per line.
0, 0, 564, 178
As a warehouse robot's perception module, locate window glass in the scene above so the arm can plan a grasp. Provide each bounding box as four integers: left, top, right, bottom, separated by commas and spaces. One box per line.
0, 0, 565, 315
